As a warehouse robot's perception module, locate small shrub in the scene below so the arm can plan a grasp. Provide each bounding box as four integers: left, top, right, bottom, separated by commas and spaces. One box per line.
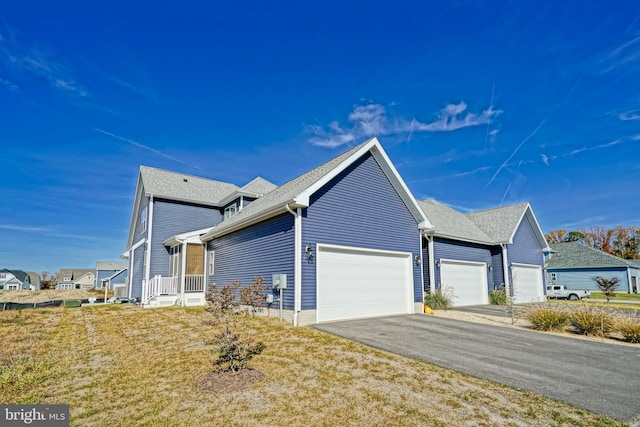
615, 317, 640, 343
594, 276, 619, 302
569, 304, 614, 337
525, 305, 570, 331
213, 325, 265, 372
489, 289, 507, 305
424, 289, 452, 310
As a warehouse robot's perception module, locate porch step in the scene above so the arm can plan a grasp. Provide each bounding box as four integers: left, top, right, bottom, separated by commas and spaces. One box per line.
180, 293, 207, 307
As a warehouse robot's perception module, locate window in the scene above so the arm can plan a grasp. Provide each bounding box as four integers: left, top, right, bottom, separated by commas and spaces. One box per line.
224, 204, 237, 220
140, 207, 148, 233
208, 251, 215, 275
169, 246, 181, 277
63, 276, 71, 282
0, 274, 5, 279
551, 273, 557, 282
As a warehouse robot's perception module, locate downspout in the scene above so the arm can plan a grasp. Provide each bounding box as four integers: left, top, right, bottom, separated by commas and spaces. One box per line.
425, 233, 436, 295
285, 203, 302, 326
501, 243, 510, 297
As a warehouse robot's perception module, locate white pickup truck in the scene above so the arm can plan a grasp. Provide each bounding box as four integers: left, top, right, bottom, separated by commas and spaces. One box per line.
546, 284, 591, 301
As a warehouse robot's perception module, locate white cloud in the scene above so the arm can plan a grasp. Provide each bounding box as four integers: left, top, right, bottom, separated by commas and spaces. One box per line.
0, 224, 49, 232
0, 77, 18, 92
0, 25, 86, 97
540, 153, 549, 166
619, 110, 640, 121
598, 35, 640, 73
308, 101, 501, 148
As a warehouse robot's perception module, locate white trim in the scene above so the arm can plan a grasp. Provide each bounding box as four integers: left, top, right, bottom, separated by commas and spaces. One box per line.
317, 243, 413, 258
293, 208, 302, 326
508, 204, 550, 251
502, 244, 510, 297
439, 258, 487, 267
419, 234, 424, 304
510, 262, 541, 268
180, 241, 187, 306
427, 235, 436, 294
145, 195, 154, 283
126, 173, 145, 249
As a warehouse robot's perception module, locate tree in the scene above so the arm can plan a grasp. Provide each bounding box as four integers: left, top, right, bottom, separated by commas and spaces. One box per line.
567, 230, 585, 243
545, 230, 568, 244
611, 226, 640, 259
594, 276, 619, 303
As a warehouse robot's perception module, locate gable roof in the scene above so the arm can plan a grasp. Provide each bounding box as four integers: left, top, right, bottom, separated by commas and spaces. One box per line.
466, 202, 549, 249
57, 268, 94, 282
547, 241, 638, 269
418, 200, 494, 245
201, 137, 431, 241
241, 177, 278, 195
0, 269, 29, 283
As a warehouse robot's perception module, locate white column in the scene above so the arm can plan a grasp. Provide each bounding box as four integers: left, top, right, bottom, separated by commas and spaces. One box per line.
293, 208, 302, 326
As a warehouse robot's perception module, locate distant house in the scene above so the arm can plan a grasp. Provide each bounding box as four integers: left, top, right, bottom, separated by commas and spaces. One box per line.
95, 261, 128, 289
420, 200, 549, 306
26, 272, 41, 290
56, 268, 94, 290
546, 242, 640, 293
101, 268, 128, 298
0, 269, 32, 290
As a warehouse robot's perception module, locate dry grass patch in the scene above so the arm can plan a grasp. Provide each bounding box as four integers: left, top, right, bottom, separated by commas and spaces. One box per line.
0, 306, 624, 426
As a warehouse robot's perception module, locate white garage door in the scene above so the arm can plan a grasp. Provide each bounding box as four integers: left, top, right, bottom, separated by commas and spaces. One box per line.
511, 263, 544, 303
316, 244, 413, 323
440, 259, 488, 306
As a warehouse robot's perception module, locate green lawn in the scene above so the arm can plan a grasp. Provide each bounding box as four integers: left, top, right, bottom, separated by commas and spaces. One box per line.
591, 291, 640, 301
0, 306, 624, 426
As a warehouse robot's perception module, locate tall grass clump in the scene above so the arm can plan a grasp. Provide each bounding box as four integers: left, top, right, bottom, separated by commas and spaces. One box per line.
615, 317, 640, 343
424, 289, 453, 310
489, 289, 507, 305
569, 304, 614, 337
525, 304, 570, 331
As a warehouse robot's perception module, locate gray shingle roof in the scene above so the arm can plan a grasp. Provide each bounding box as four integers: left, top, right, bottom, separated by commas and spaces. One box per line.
95, 261, 128, 271
241, 177, 278, 195
57, 268, 94, 282
466, 202, 529, 243
1, 269, 29, 283
140, 166, 239, 206
546, 242, 635, 269
202, 141, 370, 239
419, 200, 494, 244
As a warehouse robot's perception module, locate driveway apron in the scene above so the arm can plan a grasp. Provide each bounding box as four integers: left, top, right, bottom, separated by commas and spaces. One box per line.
313, 314, 640, 424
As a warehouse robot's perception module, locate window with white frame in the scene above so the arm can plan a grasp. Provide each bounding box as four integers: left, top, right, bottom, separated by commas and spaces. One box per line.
0, 274, 5, 279
169, 246, 181, 277
208, 250, 215, 275
140, 207, 148, 233
224, 204, 237, 220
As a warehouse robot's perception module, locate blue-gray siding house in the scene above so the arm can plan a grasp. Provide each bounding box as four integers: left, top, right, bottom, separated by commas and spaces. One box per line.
420, 200, 549, 306
546, 242, 640, 293
200, 137, 431, 325
123, 165, 277, 305
95, 261, 128, 289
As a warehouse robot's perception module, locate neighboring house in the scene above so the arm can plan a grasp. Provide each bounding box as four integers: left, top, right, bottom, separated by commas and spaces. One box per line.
420, 200, 549, 306
26, 272, 41, 290
123, 164, 278, 307
95, 261, 128, 289
125, 137, 431, 325
0, 269, 32, 290
56, 268, 94, 290
546, 242, 640, 293
101, 268, 128, 298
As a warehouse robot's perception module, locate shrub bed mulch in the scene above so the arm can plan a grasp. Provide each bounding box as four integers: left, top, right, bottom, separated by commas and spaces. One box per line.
195, 369, 266, 392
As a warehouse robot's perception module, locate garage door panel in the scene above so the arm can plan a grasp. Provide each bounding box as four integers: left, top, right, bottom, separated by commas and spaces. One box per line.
317, 246, 412, 323
440, 260, 488, 306
512, 264, 544, 303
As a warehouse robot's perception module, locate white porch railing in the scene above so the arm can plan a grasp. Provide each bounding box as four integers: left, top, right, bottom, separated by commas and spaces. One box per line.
142, 275, 178, 305
141, 274, 205, 305
184, 275, 205, 293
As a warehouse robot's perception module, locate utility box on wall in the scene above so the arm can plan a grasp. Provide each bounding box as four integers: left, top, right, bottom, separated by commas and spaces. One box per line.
272, 274, 287, 289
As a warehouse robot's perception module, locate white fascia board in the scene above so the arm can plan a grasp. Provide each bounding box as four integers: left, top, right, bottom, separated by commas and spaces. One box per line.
163, 227, 213, 246
428, 232, 495, 246
218, 190, 261, 207
126, 173, 144, 249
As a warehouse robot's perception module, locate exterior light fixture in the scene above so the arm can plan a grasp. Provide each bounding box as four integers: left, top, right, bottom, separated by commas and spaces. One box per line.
305, 245, 313, 260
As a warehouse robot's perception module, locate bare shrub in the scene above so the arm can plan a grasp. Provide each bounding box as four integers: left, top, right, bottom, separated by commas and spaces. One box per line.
594, 277, 619, 303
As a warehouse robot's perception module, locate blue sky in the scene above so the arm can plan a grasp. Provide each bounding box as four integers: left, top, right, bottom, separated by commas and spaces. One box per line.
2, 1, 639, 274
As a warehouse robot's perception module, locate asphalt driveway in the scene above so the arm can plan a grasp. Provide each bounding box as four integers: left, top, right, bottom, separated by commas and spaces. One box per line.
313, 314, 640, 424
